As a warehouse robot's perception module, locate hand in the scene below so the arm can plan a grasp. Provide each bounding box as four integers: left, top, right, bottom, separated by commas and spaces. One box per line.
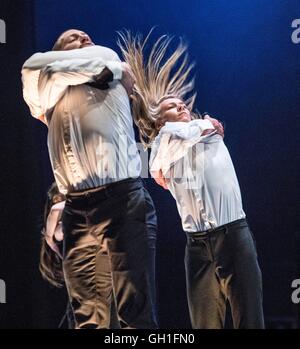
45, 233, 63, 259
120, 62, 135, 98
44, 208, 64, 259
54, 222, 64, 242
94, 67, 113, 84
152, 169, 169, 190
204, 114, 224, 138
38, 114, 48, 126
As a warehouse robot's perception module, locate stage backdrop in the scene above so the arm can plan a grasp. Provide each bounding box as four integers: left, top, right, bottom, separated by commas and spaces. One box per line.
0, 0, 299, 328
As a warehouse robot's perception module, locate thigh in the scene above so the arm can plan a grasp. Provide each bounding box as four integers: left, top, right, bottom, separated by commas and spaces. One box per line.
61, 205, 100, 328
105, 186, 148, 252
223, 224, 264, 328
185, 241, 226, 329
105, 188, 157, 328
62, 204, 97, 256
185, 239, 219, 300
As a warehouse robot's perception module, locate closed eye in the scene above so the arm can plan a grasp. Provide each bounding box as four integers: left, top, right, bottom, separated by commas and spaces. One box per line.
166, 103, 177, 109
67, 34, 78, 43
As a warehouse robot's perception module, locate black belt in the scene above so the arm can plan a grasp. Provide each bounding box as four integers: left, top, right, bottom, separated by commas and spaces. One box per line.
186, 218, 247, 240
66, 177, 143, 207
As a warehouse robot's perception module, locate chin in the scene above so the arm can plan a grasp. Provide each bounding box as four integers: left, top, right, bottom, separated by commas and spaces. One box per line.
180, 116, 191, 122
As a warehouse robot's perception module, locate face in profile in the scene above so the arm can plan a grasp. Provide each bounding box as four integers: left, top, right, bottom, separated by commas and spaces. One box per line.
57, 29, 95, 50
159, 97, 191, 126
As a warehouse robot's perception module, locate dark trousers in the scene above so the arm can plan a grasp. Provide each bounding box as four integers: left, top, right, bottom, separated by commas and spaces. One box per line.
185, 218, 264, 329
62, 177, 157, 329
58, 253, 120, 329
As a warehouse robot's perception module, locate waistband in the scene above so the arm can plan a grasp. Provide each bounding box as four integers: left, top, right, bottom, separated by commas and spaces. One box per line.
66, 177, 143, 207
186, 218, 248, 239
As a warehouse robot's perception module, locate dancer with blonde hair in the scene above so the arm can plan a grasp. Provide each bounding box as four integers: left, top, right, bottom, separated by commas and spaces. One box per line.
119, 31, 264, 329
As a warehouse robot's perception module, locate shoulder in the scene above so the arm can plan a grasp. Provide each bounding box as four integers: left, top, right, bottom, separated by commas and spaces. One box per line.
89, 45, 120, 61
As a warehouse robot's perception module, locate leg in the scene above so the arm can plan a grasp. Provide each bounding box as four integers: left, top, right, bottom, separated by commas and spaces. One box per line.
62, 206, 112, 329
185, 236, 226, 329
143, 187, 157, 319
219, 221, 264, 329
105, 186, 158, 328
95, 250, 120, 329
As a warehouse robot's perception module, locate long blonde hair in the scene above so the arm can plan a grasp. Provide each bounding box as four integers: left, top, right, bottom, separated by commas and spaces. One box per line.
118, 29, 197, 148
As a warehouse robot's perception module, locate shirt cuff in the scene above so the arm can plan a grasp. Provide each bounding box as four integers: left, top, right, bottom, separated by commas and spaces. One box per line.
106, 61, 123, 80
199, 119, 214, 131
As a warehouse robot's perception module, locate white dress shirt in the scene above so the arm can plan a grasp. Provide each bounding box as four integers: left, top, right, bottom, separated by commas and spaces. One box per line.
22, 46, 141, 194
149, 120, 246, 232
